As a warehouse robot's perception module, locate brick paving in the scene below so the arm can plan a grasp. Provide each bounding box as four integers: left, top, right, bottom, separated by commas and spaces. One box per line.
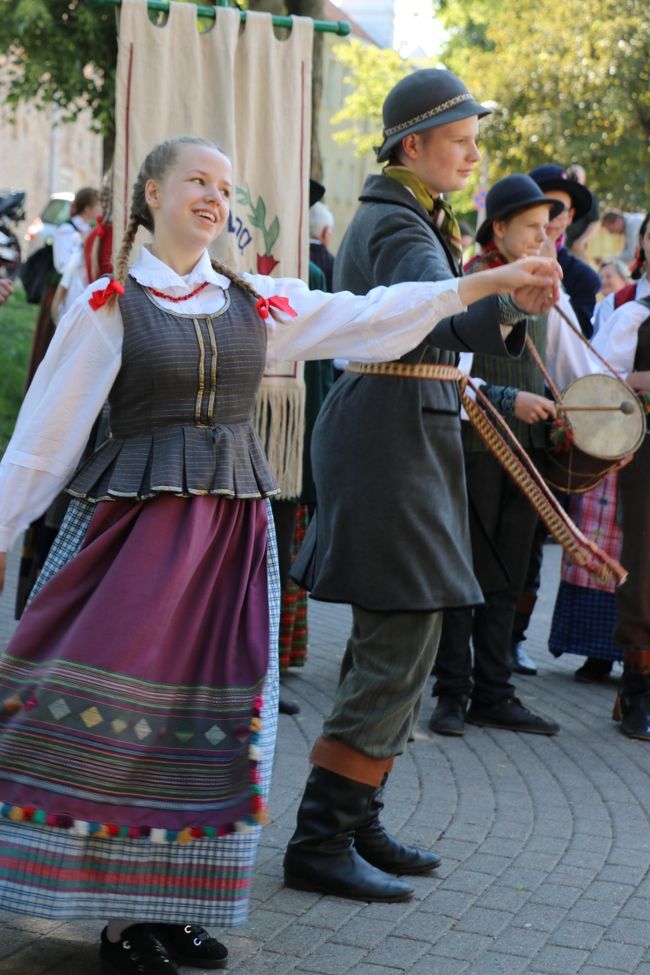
1, 542, 650, 974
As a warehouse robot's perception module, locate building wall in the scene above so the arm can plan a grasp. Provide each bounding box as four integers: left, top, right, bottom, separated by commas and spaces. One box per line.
0, 95, 103, 239
317, 16, 381, 252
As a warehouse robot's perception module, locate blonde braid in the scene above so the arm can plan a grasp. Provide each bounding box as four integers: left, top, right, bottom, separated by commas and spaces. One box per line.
211, 258, 286, 323
106, 213, 140, 307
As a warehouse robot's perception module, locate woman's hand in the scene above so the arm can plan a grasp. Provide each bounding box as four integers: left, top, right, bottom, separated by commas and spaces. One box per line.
514, 391, 557, 423
0, 552, 6, 595
458, 256, 562, 310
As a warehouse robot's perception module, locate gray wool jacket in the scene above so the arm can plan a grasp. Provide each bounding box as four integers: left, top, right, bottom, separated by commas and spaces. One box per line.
291, 174, 527, 612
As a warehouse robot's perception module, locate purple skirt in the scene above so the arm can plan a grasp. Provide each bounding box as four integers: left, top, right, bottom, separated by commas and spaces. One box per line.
0, 495, 269, 839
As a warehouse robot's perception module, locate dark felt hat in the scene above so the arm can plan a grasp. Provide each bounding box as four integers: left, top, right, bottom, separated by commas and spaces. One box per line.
528, 164, 593, 222
375, 69, 491, 163
475, 173, 565, 247
309, 179, 325, 208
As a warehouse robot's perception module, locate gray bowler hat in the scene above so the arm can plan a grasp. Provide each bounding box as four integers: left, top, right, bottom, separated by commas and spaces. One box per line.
375, 69, 491, 163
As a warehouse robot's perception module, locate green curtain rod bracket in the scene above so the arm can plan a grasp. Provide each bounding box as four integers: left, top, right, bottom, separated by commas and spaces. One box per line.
88, 0, 351, 35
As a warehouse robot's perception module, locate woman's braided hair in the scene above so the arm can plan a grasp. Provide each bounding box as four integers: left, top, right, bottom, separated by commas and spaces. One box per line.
111, 135, 278, 316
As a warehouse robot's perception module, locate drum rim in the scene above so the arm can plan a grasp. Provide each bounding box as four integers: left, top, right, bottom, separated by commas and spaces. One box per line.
561, 374, 646, 460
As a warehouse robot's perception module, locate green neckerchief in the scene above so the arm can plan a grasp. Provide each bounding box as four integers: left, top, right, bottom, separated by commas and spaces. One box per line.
383, 164, 464, 267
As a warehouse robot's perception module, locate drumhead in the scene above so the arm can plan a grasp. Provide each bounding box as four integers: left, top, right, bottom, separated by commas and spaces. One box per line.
562, 374, 646, 460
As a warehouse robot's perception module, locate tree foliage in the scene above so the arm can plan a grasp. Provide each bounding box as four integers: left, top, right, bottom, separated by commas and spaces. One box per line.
331, 0, 650, 208
437, 0, 650, 207
329, 41, 414, 158
0, 0, 117, 136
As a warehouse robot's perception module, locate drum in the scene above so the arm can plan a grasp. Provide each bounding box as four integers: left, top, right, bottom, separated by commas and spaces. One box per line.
542, 374, 646, 493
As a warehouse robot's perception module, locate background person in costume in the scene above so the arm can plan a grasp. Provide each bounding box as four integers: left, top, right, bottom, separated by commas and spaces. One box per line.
286, 70, 563, 905
430, 173, 593, 738
0, 135, 560, 973
590, 211, 650, 740
529, 164, 600, 339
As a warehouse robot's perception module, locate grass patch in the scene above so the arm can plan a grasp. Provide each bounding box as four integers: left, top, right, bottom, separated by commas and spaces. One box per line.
0, 284, 35, 454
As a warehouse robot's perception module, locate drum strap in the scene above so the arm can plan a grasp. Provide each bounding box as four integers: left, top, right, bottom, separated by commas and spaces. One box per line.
346, 361, 627, 586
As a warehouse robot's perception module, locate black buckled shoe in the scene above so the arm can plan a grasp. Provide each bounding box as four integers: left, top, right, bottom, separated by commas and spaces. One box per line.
466, 697, 559, 736
355, 776, 441, 875
149, 925, 228, 970
100, 926, 179, 975
428, 695, 468, 736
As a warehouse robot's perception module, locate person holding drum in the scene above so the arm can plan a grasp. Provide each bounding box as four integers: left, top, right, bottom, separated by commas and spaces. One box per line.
590, 211, 650, 740
431, 173, 594, 738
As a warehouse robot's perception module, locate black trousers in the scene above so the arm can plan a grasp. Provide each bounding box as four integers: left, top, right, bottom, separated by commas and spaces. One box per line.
433, 451, 540, 705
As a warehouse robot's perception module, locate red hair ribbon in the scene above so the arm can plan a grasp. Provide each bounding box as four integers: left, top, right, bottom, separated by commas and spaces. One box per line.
88, 279, 125, 311
255, 295, 298, 320
94, 215, 106, 238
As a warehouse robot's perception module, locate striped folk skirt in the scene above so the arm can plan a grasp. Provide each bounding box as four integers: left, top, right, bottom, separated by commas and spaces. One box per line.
0, 495, 280, 925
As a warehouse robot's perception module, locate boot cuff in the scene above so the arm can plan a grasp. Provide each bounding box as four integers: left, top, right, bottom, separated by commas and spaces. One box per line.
310, 736, 391, 786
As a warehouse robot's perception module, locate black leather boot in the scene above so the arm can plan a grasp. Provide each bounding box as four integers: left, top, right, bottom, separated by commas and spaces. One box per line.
618, 650, 650, 740
355, 774, 441, 875
284, 766, 414, 901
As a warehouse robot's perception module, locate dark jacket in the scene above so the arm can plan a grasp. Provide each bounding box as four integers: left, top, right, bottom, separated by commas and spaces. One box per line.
557, 246, 600, 339
291, 175, 527, 612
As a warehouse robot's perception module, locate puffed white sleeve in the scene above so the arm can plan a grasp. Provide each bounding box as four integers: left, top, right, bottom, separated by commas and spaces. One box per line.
589, 302, 648, 379
545, 290, 599, 390
242, 273, 466, 362
0, 283, 123, 551
53, 223, 80, 275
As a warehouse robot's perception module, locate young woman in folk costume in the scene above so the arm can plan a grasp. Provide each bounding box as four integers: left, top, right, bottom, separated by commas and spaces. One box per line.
0, 136, 560, 974
590, 211, 650, 739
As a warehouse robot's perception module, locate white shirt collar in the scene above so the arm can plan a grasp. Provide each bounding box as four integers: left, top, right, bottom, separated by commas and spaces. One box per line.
129, 245, 232, 291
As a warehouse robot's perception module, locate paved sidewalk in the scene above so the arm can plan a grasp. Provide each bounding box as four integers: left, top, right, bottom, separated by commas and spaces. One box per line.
1, 543, 650, 975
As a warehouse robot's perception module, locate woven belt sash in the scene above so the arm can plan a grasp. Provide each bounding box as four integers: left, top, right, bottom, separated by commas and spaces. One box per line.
346, 361, 627, 587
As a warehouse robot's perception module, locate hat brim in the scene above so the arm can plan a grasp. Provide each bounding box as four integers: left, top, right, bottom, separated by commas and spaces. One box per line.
529, 178, 593, 222
309, 179, 325, 208
475, 197, 565, 247
375, 98, 491, 163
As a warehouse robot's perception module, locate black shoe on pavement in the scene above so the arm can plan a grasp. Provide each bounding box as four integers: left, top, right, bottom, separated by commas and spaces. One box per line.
279, 695, 301, 715
149, 925, 228, 970
512, 643, 538, 676
428, 695, 467, 736
618, 691, 650, 741
100, 926, 179, 975
466, 697, 559, 736
574, 658, 613, 683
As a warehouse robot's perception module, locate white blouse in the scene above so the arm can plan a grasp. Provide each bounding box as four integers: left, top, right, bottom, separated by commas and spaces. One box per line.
590, 278, 650, 378
0, 246, 464, 551
591, 277, 650, 337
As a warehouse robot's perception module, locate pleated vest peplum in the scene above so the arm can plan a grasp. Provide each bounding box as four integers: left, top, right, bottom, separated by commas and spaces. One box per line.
68, 278, 278, 501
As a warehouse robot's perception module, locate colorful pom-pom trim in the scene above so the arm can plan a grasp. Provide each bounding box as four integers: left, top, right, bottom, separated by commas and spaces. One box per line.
0, 694, 268, 841
548, 416, 574, 454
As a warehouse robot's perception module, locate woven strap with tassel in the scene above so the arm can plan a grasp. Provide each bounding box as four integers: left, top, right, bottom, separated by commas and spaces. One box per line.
346, 360, 627, 587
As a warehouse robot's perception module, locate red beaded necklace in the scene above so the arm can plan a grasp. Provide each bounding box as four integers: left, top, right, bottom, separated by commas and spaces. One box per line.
147, 281, 209, 302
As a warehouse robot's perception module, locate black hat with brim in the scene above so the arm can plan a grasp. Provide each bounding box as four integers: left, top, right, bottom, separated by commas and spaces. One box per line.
309, 179, 325, 208
528, 164, 593, 222
375, 69, 491, 163
475, 173, 566, 247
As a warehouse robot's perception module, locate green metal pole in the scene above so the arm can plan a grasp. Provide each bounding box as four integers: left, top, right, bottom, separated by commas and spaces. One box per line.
88, 0, 351, 35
